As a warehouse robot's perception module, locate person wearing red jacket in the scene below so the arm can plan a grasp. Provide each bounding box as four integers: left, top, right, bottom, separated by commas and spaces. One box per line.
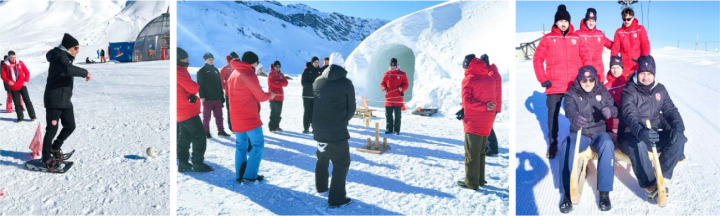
2, 54, 24, 113
268, 60, 288, 133
220, 52, 239, 131
228, 51, 276, 183
604, 56, 625, 133
610, 7, 650, 76
532, 4, 582, 159
577, 8, 613, 83
177, 48, 213, 173
1, 51, 36, 122
380, 58, 408, 135
480, 54, 501, 156
457, 54, 499, 190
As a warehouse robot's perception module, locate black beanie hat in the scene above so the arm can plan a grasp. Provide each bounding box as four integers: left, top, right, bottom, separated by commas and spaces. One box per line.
242, 51, 259, 64
203, 52, 214, 60
555, 4, 571, 23
177, 47, 188, 61
636, 55, 656, 75
61, 33, 79, 49
272, 60, 281, 68
609, 56, 623, 69
577, 65, 598, 82
229, 52, 239, 59
585, 8, 597, 21
480, 54, 489, 66
463, 54, 475, 69
390, 58, 398, 66
311, 56, 319, 63
324, 57, 329, 61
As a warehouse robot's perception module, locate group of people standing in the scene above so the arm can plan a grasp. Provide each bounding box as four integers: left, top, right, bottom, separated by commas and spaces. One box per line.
533, 5, 686, 213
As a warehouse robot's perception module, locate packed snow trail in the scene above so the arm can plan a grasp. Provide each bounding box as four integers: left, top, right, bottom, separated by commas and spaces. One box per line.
515, 47, 720, 215
177, 70, 509, 215
0, 61, 170, 214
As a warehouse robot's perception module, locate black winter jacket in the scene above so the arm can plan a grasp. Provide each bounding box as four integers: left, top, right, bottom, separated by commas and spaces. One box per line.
564, 79, 618, 137
44, 47, 89, 109
620, 73, 684, 140
301, 62, 321, 97
197, 63, 224, 100
312, 65, 356, 143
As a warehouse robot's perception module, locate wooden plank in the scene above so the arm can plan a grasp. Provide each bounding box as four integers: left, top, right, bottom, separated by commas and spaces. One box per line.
569, 128, 583, 204
646, 120, 667, 207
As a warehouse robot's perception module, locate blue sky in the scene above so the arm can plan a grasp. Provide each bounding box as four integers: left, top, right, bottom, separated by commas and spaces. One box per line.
517, 1, 720, 50
283, 1, 444, 21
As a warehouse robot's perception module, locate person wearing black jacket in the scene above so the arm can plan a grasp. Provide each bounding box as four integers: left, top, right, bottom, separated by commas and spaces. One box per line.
312, 52, 355, 208
618, 55, 686, 202
197, 52, 230, 139
41, 33, 91, 169
301, 56, 321, 133
319, 57, 329, 72
556, 66, 617, 213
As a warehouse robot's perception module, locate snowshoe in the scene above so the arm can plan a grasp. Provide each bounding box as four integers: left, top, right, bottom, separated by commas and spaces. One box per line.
25, 158, 73, 173
329, 198, 352, 209
218, 131, 231, 137
193, 162, 214, 172
52, 149, 75, 162
559, 193, 573, 213
598, 191, 611, 211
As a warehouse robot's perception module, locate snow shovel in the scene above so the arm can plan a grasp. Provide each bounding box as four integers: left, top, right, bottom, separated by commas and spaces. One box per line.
646, 120, 667, 207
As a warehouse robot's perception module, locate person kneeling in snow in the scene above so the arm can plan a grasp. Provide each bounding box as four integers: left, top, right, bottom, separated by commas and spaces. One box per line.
177, 48, 213, 173
229, 51, 276, 183
557, 66, 617, 213
457, 54, 499, 190
41, 33, 92, 169
618, 55, 686, 203
312, 52, 355, 208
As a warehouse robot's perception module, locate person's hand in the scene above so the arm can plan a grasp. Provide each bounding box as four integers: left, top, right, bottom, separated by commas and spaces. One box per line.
486, 101, 496, 111
638, 128, 660, 146
669, 129, 686, 146
86, 73, 92, 82
398, 88, 402, 92
541, 80, 552, 88
455, 108, 464, 120
602, 107, 612, 119
201, 98, 205, 103
23, 82, 27, 86
573, 114, 588, 128
8, 81, 14, 86
188, 95, 197, 103
381, 86, 386, 92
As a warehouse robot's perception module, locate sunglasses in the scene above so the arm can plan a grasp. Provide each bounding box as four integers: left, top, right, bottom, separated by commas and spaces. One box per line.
73, 46, 80, 51
581, 78, 596, 84
623, 17, 633, 22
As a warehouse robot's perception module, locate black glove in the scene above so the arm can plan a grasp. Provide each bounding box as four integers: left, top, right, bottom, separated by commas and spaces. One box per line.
571, 114, 588, 130
669, 129, 686, 146
400, 91, 404, 96
541, 80, 552, 88
189, 95, 197, 103
638, 128, 660, 146
456, 108, 464, 120
601, 107, 612, 119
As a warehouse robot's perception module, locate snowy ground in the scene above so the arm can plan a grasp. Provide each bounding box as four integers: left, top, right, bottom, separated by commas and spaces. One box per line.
515, 47, 720, 215
0, 60, 170, 214
177, 68, 509, 215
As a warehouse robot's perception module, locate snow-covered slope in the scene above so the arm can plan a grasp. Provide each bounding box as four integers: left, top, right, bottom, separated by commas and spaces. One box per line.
515, 46, 720, 214
345, 0, 513, 114
178, 69, 509, 215
0, 61, 170, 214
177, 1, 388, 72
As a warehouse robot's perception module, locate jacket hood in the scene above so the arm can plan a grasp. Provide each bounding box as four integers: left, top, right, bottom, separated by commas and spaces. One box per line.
230, 59, 255, 75
322, 65, 347, 81
46, 47, 73, 62
465, 58, 489, 76
226, 55, 232, 64
305, 62, 315, 69
621, 18, 639, 29
579, 19, 596, 31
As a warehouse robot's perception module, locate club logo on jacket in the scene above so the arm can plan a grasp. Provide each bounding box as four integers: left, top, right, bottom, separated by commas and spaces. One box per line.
597, 37, 601, 42
52, 120, 58, 126
596, 95, 602, 101
571, 39, 577, 45
655, 93, 661, 101
633, 33, 638, 38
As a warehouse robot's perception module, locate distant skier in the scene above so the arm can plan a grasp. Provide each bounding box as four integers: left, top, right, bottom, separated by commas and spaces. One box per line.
603, 56, 625, 133
100, 49, 106, 63
197, 52, 230, 139
457, 54, 499, 190
312, 52, 354, 208
268, 60, 288, 132
228, 51, 276, 183
618, 55, 686, 203
96, 49, 100, 59
41, 33, 91, 170
611, 7, 650, 76
220, 52, 239, 131
2, 50, 37, 122
301, 56, 321, 133
177, 47, 213, 173
380, 58, 408, 135
557, 66, 617, 213
532, 4, 582, 159
577, 8, 613, 83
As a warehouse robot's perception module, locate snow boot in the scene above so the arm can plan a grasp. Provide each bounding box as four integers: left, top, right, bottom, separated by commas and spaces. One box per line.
456, 181, 477, 190
206, 132, 212, 139
193, 162, 214, 172
384, 130, 393, 134
51, 149, 65, 162
178, 161, 193, 172
645, 185, 668, 201
218, 130, 231, 137
302, 129, 310, 134
394, 131, 400, 135
599, 191, 611, 211
16, 119, 23, 123
559, 193, 573, 213
547, 144, 558, 159
329, 198, 352, 208
240, 175, 265, 183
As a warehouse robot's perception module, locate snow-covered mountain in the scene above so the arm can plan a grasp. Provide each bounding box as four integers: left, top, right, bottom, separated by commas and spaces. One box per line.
177, 1, 388, 72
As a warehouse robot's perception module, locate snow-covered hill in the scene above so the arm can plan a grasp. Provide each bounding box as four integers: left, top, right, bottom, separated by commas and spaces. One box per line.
177, 1, 388, 72
515, 45, 720, 214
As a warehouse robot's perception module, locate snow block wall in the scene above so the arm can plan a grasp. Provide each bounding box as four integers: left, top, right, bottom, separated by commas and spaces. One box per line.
345, 0, 513, 114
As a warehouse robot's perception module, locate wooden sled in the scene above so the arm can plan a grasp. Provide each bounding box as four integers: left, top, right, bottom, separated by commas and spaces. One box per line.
569, 125, 667, 207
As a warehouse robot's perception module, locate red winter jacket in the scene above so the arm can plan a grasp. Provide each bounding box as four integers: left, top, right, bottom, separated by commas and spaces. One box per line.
489, 64, 502, 113
577, 19, 613, 83
533, 24, 582, 95
610, 18, 650, 76
227, 60, 273, 133
1, 60, 30, 91
603, 71, 627, 108
462, 58, 498, 136
380, 69, 408, 107
267, 66, 288, 101
177, 65, 201, 122
219, 56, 234, 96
